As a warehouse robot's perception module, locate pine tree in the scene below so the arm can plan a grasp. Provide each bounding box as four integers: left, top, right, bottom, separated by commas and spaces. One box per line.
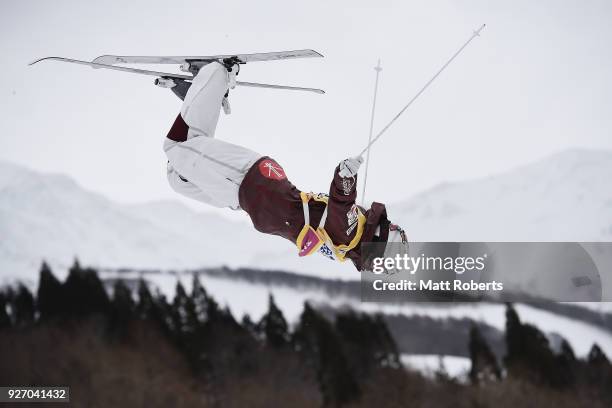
191, 274, 212, 326
241, 314, 258, 338
171, 281, 198, 336
258, 294, 289, 348
37, 261, 64, 320
203, 288, 221, 324
112, 280, 135, 315
152, 292, 174, 335
468, 324, 501, 384
134, 280, 174, 334
293, 302, 359, 406
63, 260, 109, 317
109, 280, 135, 335
504, 303, 566, 387
372, 314, 400, 367
586, 343, 612, 389
220, 305, 239, 326
13, 285, 35, 326
556, 339, 577, 386
504, 303, 522, 367
588, 344, 609, 366
335, 311, 400, 376
0, 291, 11, 329
136, 279, 154, 319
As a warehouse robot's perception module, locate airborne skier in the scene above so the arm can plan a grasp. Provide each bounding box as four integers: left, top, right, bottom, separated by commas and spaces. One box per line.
164, 61, 408, 271
32, 27, 485, 272
31, 26, 485, 272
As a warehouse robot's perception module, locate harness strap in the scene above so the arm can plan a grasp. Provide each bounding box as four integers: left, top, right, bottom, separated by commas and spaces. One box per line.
318, 205, 328, 229
300, 191, 329, 227
300, 191, 311, 225
297, 191, 366, 262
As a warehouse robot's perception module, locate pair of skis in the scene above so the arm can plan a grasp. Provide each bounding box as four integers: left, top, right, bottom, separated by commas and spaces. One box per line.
29, 49, 325, 94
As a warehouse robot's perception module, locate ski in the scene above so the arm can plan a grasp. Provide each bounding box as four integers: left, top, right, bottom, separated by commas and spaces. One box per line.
91, 49, 323, 65
29, 57, 325, 94
235, 81, 324, 94
29, 57, 192, 79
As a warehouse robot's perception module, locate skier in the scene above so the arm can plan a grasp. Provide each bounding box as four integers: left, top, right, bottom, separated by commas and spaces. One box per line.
164, 61, 408, 271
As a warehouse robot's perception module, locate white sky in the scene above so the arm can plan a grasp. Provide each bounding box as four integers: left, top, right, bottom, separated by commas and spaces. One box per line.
1, 0, 611, 219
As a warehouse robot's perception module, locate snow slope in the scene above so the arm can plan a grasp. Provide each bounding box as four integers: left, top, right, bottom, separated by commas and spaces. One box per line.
0, 161, 266, 281
2, 148, 612, 283
0, 161, 352, 283
400, 354, 471, 382
389, 149, 612, 241
132, 269, 612, 358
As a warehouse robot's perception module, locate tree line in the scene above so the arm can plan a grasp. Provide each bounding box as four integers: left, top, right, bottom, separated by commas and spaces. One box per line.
1, 260, 612, 407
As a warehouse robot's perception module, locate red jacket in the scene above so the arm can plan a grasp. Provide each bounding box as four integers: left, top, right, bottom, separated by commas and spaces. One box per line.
238, 157, 390, 271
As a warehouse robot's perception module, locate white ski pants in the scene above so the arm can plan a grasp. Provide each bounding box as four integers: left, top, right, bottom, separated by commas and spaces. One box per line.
164, 62, 262, 209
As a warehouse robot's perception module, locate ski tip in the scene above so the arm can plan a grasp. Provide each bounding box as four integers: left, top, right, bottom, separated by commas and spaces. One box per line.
29, 57, 49, 65
309, 49, 324, 58
29, 57, 68, 66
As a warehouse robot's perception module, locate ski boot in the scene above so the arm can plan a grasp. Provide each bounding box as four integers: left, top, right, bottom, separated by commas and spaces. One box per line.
221, 57, 240, 114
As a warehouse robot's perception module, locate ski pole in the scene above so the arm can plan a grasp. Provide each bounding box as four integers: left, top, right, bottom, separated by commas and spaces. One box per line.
360, 59, 383, 206
358, 24, 486, 157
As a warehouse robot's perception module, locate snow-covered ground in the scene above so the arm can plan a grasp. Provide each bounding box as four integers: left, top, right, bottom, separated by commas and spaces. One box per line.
567, 301, 612, 313
134, 271, 612, 359
400, 354, 471, 382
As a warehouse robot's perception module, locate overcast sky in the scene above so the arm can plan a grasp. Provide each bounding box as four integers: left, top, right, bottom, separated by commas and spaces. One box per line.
1, 0, 611, 219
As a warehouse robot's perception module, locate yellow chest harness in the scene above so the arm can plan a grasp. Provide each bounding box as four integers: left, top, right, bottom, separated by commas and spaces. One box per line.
295, 191, 366, 261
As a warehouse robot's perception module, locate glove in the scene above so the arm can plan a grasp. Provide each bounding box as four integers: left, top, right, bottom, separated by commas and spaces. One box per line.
338, 156, 363, 178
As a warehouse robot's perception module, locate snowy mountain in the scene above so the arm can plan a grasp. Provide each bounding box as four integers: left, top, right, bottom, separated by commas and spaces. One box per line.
389, 148, 612, 241
0, 161, 271, 282
2, 148, 612, 283
0, 160, 353, 283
